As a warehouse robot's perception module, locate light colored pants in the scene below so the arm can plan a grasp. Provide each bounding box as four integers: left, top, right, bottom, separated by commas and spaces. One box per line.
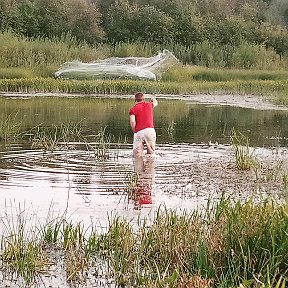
133, 128, 156, 157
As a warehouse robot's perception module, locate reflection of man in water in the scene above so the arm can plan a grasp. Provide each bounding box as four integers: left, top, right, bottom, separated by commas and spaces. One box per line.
133, 155, 155, 207
129, 92, 158, 158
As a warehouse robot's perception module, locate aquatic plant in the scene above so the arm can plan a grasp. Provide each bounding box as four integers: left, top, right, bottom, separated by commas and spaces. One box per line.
1, 237, 48, 283
89, 197, 288, 287
0, 112, 22, 142
83, 127, 112, 161
123, 171, 140, 206
162, 65, 288, 83
0, 205, 49, 284
83, 127, 127, 161
0, 197, 287, 287
167, 119, 176, 140
230, 129, 258, 170
30, 122, 84, 152
61, 222, 88, 282
1, 31, 288, 71
92, 127, 112, 160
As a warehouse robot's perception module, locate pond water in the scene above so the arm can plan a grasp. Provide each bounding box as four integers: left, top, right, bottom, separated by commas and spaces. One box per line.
0, 95, 288, 230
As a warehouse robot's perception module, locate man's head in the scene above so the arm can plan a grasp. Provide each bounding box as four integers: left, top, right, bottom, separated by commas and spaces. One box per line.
135, 92, 145, 102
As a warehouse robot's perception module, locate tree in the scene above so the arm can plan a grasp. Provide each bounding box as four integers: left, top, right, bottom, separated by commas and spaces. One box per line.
132, 5, 175, 43
35, 0, 104, 43
104, 0, 137, 42
63, 0, 104, 44
265, 0, 288, 27
0, 0, 18, 32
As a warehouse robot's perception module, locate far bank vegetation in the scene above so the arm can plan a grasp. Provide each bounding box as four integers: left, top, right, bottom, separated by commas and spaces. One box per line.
0, 0, 288, 101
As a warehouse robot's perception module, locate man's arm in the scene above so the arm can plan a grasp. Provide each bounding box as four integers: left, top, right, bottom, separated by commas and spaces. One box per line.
130, 115, 136, 132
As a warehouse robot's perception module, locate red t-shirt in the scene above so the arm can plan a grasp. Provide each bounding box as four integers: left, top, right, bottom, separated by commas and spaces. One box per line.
129, 102, 154, 133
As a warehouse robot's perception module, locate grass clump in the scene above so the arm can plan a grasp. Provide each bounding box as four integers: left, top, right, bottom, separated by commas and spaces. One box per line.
230, 129, 258, 170
1, 237, 48, 283
0, 207, 50, 284
30, 122, 84, 152
0, 112, 22, 142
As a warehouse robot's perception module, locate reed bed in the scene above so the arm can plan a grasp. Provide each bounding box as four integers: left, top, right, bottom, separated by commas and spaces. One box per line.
1, 32, 288, 70
0, 31, 111, 68
1, 77, 288, 100
0, 197, 287, 287
163, 65, 288, 82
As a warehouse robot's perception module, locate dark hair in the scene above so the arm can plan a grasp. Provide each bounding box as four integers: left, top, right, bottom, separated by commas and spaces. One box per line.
135, 92, 144, 102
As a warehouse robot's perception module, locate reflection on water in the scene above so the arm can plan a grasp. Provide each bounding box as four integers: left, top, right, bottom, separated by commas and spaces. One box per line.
1, 142, 287, 232
132, 155, 155, 207
0, 96, 287, 148
0, 96, 288, 230
0, 144, 224, 229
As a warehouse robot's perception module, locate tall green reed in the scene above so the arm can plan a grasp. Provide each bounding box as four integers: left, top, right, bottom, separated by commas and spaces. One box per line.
1, 31, 288, 76
208, 197, 288, 287
98, 197, 288, 287
1, 78, 288, 102
0, 31, 111, 68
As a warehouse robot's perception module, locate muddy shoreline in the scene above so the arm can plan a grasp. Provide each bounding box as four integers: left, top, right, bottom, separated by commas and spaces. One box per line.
1, 92, 288, 111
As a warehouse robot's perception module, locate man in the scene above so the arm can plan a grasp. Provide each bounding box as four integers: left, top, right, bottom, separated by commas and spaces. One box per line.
129, 92, 158, 157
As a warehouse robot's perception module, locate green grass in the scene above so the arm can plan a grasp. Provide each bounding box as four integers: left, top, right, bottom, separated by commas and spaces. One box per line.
0, 77, 288, 103
1, 197, 287, 287
163, 65, 288, 82
0, 31, 111, 68
1, 31, 288, 104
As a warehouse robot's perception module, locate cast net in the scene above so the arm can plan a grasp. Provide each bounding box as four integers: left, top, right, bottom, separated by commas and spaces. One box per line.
54, 49, 178, 80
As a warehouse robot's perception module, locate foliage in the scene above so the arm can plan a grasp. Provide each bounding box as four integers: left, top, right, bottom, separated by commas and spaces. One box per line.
0, 0, 288, 62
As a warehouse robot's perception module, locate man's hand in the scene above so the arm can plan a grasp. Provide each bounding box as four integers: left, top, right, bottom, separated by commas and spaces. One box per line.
152, 98, 158, 108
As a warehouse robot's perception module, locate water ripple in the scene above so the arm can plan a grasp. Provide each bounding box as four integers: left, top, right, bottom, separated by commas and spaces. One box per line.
0, 143, 286, 229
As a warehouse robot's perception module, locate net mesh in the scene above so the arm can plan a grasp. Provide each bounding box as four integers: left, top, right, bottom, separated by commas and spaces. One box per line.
54, 49, 178, 80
